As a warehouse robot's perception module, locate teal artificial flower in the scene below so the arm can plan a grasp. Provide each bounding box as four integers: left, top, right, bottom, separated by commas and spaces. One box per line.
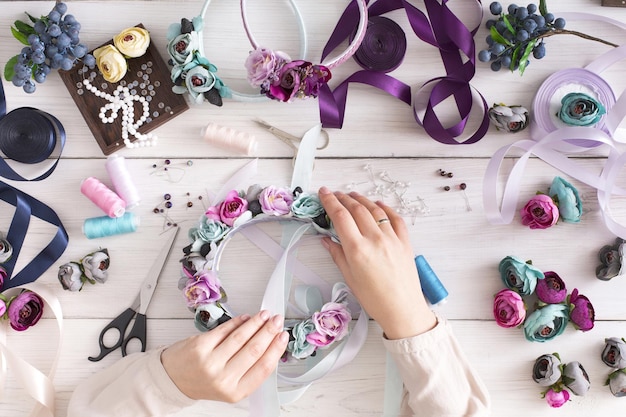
291, 193, 325, 219
499, 255, 545, 296
188, 216, 229, 251
287, 319, 317, 359
549, 176, 582, 223
558, 92, 606, 127
524, 303, 569, 342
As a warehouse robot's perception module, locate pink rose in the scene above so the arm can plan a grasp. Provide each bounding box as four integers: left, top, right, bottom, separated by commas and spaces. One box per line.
259, 186, 294, 216
206, 190, 249, 227
493, 289, 526, 328
306, 302, 351, 347
183, 271, 223, 309
545, 388, 569, 408
245, 47, 288, 87
7, 290, 44, 331
520, 194, 559, 229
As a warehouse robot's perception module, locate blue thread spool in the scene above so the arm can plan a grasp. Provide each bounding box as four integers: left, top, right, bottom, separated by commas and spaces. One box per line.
415, 255, 448, 306
83, 212, 140, 239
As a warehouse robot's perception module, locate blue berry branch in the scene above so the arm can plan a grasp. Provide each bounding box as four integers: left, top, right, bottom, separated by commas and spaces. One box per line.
479, 1, 617, 75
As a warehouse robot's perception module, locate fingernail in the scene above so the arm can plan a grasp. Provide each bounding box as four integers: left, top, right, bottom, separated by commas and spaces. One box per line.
240, 314, 251, 322
319, 186, 331, 195
260, 310, 271, 321
272, 314, 284, 329
321, 237, 330, 250
279, 331, 289, 343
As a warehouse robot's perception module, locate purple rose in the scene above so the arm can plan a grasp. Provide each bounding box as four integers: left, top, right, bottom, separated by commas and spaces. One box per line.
183, 270, 223, 309
206, 190, 249, 227
244, 47, 288, 87
545, 388, 569, 408
306, 302, 351, 347
259, 186, 294, 216
301, 64, 331, 97
0, 265, 7, 290
520, 194, 559, 229
0, 298, 6, 317
568, 288, 595, 331
535, 271, 567, 304
493, 289, 526, 328
7, 290, 44, 331
269, 60, 303, 102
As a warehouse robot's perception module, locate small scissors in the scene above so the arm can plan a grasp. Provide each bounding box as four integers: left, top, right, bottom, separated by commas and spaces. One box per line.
88, 227, 179, 362
253, 119, 330, 165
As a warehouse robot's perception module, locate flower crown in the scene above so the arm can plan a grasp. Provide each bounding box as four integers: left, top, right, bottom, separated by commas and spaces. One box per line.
179, 185, 351, 361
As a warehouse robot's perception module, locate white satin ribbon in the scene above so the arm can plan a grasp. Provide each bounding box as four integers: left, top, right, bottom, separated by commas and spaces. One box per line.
0, 283, 63, 417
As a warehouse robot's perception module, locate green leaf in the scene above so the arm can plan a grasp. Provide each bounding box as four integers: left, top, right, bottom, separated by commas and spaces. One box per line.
10, 26, 29, 45
3, 55, 18, 82
489, 26, 512, 47
25, 12, 39, 24
539, 0, 548, 16
14, 20, 35, 36
502, 15, 516, 35
518, 40, 537, 75
511, 44, 522, 72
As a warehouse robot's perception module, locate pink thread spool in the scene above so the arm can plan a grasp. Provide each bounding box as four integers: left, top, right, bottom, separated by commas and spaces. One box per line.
80, 176, 126, 218
201, 123, 257, 155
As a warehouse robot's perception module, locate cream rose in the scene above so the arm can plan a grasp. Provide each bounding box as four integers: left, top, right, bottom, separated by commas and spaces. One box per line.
93, 45, 127, 83
113, 27, 150, 58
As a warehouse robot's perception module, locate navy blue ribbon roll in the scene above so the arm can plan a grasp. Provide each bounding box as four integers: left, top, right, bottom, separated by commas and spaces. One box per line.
0, 180, 68, 291
0, 80, 65, 181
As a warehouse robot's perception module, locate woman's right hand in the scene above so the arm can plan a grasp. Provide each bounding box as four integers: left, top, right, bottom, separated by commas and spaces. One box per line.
318, 187, 437, 340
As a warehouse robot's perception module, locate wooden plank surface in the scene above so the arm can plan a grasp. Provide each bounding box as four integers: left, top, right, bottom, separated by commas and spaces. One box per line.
2, 1, 626, 416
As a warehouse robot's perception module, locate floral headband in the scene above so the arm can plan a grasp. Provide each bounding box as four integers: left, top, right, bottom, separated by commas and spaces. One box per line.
166, 0, 308, 105
240, 0, 369, 102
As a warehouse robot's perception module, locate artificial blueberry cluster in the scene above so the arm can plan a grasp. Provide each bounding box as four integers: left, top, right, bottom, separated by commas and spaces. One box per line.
4, 2, 95, 93
478, 1, 565, 74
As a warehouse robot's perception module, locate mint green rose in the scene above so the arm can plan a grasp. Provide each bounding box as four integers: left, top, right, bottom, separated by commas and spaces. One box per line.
524, 303, 569, 342
189, 216, 229, 250
549, 176, 582, 223
291, 193, 324, 219
558, 92, 606, 127
287, 319, 316, 360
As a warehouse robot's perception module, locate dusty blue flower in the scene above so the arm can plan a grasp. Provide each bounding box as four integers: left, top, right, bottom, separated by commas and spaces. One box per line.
549, 177, 582, 223
291, 193, 324, 219
287, 319, 316, 359
523, 303, 569, 342
58, 262, 84, 292
81, 249, 110, 284
488, 104, 529, 133
607, 370, 626, 397
499, 255, 544, 296
596, 238, 625, 281
602, 337, 626, 369
558, 92, 606, 127
0, 234, 12, 264
189, 217, 229, 250
167, 31, 199, 66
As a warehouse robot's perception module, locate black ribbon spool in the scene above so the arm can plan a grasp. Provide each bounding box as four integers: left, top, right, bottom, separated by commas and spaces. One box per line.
0, 108, 57, 164
352, 16, 407, 73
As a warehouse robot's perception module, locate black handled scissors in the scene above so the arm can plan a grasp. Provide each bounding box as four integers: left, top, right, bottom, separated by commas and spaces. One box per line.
88, 227, 179, 361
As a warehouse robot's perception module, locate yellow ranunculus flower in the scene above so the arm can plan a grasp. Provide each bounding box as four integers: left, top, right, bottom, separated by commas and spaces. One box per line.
113, 27, 150, 58
93, 45, 127, 83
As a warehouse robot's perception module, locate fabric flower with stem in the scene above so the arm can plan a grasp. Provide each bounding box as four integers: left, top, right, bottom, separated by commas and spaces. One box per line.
57, 248, 110, 292
602, 337, 626, 397
596, 238, 626, 281
532, 352, 590, 408
479, 0, 618, 75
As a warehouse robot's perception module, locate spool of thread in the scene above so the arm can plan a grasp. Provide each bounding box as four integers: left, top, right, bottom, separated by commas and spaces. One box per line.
105, 154, 141, 209
415, 255, 448, 306
80, 176, 126, 218
201, 123, 257, 155
83, 212, 140, 239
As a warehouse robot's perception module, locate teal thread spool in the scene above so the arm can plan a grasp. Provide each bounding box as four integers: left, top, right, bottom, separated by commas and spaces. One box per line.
83, 212, 140, 239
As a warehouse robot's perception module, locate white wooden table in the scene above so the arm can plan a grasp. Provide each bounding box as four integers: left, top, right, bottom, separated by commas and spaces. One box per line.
2, 1, 626, 415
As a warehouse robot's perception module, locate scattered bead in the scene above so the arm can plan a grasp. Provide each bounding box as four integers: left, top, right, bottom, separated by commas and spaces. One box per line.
443, 186, 451, 191
164, 201, 172, 209
459, 183, 467, 190
164, 193, 171, 200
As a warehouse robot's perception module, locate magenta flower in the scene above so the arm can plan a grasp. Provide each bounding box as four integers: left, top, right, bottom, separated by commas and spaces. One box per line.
0, 298, 6, 317
259, 186, 294, 216
269, 60, 303, 102
535, 271, 567, 304
307, 302, 351, 347
183, 271, 223, 309
493, 289, 526, 328
520, 194, 559, 229
568, 288, 595, 331
7, 290, 44, 331
206, 190, 249, 227
545, 388, 569, 408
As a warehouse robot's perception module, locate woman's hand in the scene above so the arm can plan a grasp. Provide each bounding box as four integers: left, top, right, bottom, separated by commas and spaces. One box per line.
161, 310, 288, 402
318, 187, 436, 340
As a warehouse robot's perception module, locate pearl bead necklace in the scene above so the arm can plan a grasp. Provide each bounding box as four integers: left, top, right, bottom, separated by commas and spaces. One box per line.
83, 79, 157, 148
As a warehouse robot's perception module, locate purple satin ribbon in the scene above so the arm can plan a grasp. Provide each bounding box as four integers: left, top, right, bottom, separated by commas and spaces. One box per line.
0, 180, 69, 291
0, 80, 65, 181
352, 16, 407, 72
320, 0, 488, 144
